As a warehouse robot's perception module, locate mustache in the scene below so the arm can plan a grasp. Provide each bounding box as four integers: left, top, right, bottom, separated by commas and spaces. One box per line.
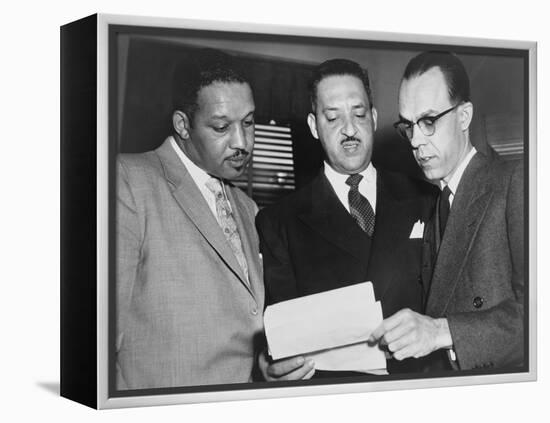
228, 149, 250, 159
341, 136, 360, 144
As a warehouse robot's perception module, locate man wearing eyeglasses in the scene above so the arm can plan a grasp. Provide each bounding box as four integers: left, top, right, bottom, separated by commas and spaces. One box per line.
370, 51, 524, 371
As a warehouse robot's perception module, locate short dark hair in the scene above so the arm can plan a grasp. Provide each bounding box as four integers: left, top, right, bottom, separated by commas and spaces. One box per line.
308, 58, 374, 113
172, 49, 251, 125
402, 51, 471, 103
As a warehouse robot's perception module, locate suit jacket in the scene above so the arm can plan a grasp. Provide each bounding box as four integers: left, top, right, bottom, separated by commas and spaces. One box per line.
116, 138, 264, 390
256, 169, 437, 374
422, 152, 524, 370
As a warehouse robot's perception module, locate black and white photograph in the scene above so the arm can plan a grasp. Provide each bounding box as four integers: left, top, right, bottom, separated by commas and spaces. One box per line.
60, 13, 535, 407
4, 0, 548, 421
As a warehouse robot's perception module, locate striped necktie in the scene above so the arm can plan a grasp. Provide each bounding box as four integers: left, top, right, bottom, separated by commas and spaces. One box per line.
346, 173, 375, 236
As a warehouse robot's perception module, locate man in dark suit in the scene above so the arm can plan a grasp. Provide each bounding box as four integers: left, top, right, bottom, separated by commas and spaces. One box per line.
256, 59, 437, 380
370, 51, 524, 371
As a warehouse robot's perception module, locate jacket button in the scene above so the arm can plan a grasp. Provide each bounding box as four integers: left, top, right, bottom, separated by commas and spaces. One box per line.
473, 297, 485, 309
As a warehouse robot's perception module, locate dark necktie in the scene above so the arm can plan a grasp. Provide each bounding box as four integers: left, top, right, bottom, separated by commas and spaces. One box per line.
439, 185, 452, 240
346, 174, 375, 236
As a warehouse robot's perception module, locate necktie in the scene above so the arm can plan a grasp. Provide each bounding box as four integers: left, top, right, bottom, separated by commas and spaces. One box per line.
346, 174, 375, 236
439, 185, 452, 240
205, 177, 249, 284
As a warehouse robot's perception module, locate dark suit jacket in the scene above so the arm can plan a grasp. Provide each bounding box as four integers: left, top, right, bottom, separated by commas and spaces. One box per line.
256, 168, 437, 374
422, 152, 524, 371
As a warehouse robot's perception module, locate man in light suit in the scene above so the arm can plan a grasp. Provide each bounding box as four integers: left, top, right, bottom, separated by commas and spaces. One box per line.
256, 59, 437, 381
370, 51, 524, 371
116, 51, 264, 389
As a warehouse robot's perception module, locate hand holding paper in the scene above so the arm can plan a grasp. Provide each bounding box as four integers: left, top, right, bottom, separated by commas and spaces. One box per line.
258, 351, 316, 381
264, 282, 387, 373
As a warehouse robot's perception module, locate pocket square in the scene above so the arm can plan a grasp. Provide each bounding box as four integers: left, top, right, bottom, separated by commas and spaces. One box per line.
409, 220, 425, 239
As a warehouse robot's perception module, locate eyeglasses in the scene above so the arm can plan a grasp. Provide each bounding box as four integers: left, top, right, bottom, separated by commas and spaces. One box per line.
393, 104, 460, 140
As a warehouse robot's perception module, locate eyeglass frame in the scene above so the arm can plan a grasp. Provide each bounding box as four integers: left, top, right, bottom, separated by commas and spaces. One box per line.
393, 103, 461, 141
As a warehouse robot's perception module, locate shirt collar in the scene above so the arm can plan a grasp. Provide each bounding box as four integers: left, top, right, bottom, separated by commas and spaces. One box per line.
440, 146, 477, 194
324, 161, 376, 186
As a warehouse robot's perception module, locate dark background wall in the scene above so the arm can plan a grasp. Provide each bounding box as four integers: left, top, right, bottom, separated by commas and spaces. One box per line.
115, 31, 525, 188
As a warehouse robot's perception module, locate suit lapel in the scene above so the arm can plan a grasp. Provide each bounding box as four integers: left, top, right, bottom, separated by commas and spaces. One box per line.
297, 173, 370, 261
426, 153, 493, 315
422, 215, 437, 302
368, 171, 420, 302
155, 139, 251, 292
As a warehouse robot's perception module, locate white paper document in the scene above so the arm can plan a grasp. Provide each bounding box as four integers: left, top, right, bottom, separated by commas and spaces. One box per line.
264, 282, 387, 373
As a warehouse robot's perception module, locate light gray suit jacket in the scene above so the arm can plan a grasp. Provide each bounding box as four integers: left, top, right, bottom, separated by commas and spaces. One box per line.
422, 152, 524, 370
116, 138, 264, 390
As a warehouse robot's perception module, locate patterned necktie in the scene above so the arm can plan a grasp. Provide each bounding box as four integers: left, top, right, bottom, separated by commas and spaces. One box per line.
346, 174, 375, 236
205, 177, 249, 285
439, 185, 452, 240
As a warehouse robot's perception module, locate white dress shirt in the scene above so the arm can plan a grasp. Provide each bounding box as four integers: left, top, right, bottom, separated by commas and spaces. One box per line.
324, 161, 377, 214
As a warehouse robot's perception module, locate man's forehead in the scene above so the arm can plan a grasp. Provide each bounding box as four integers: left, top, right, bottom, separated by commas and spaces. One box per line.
399, 68, 450, 113
196, 82, 254, 115
318, 74, 365, 91
316, 74, 369, 105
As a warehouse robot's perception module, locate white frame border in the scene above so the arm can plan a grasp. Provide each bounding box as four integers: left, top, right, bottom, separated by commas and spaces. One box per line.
96, 13, 537, 409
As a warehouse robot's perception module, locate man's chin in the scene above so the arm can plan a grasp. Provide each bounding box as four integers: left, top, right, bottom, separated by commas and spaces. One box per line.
336, 159, 371, 175
421, 168, 442, 183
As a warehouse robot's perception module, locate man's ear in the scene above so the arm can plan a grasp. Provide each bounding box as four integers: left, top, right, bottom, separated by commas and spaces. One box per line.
173, 110, 191, 139
371, 106, 378, 132
307, 113, 319, 140
459, 102, 473, 132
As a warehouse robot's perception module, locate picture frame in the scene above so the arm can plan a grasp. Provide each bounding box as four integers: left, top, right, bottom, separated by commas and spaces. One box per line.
60, 13, 537, 409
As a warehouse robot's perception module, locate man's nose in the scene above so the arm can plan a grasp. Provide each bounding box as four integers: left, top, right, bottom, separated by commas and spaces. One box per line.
341, 116, 357, 137
230, 125, 248, 150
409, 124, 427, 149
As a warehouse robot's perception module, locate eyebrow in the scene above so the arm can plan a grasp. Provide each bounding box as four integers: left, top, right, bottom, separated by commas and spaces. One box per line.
322, 103, 367, 113
418, 109, 440, 117
398, 108, 441, 122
